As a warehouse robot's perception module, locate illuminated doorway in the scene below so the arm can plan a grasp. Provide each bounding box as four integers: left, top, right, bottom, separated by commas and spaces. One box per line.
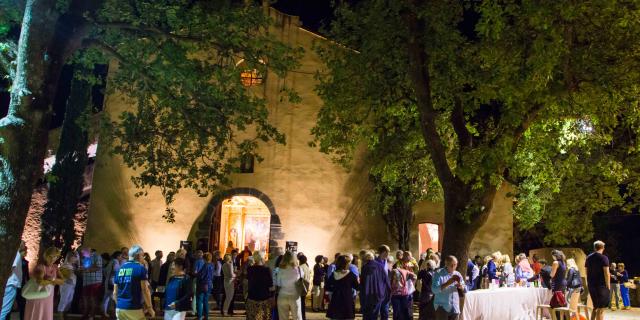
418, 223, 440, 253
216, 196, 271, 255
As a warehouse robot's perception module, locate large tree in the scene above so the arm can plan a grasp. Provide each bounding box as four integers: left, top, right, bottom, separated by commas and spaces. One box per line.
0, 0, 299, 302
312, 0, 640, 268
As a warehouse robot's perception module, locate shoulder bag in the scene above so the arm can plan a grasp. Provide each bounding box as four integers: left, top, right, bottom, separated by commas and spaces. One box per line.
549, 290, 567, 308
296, 267, 310, 298
21, 279, 52, 300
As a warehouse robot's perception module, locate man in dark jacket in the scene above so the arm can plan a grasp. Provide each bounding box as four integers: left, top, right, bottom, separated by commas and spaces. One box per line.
361, 247, 391, 320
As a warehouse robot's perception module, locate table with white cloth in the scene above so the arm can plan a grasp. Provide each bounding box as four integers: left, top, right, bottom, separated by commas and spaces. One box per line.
461, 287, 552, 320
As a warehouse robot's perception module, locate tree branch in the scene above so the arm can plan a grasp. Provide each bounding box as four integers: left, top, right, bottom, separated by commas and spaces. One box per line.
95, 21, 204, 42
511, 103, 544, 151
404, 7, 456, 189
451, 96, 472, 148
82, 38, 154, 82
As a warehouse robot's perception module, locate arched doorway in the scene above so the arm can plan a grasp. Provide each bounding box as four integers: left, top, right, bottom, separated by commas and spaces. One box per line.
198, 188, 283, 255
213, 196, 271, 254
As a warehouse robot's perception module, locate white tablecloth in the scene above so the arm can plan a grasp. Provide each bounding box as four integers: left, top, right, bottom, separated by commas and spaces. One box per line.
461, 287, 552, 320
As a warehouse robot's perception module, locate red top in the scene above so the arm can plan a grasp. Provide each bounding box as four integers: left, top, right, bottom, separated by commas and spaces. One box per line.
532, 262, 542, 275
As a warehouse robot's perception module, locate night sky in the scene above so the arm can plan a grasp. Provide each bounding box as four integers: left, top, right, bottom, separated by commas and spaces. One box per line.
273, 0, 335, 33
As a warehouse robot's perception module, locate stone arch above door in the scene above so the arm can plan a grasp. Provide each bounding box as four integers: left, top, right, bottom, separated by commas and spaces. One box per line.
193, 187, 284, 252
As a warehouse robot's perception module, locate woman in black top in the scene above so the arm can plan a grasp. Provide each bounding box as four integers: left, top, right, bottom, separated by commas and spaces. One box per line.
417, 259, 436, 320
326, 255, 359, 320
246, 251, 274, 320
549, 250, 567, 309
550, 250, 567, 292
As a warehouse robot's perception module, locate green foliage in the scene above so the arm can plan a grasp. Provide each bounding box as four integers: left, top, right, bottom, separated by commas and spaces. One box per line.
312, 0, 640, 245
0, 0, 21, 82
87, 1, 302, 218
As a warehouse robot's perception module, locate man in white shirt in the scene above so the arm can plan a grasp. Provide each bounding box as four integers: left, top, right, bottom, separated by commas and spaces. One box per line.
1, 241, 27, 320
432, 255, 466, 320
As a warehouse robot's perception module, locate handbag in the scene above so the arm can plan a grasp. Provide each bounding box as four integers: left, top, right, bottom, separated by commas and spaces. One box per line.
406, 278, 416, 295
21, 279, 52, 300
295, 267, 310, 298
549, 290, 567, 308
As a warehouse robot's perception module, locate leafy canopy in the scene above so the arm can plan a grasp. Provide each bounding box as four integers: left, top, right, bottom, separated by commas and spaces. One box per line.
86, 1, 302, 220
312, 0, 640, 244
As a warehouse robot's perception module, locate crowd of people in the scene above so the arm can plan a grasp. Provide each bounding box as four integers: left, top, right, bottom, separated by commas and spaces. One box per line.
0, 239, 632, 320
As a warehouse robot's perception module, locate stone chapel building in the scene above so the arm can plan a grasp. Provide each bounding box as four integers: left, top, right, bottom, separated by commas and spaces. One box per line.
84, 8, 514, 258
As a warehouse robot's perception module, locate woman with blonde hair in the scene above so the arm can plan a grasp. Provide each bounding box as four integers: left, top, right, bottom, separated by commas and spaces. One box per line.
617, 262, 631, 310
222, 254, 236, 316
501, 255, 515, 287
487, 253, 500, 285
24, 247, 64, 320
566, 258, 583, 300
276, 251, 303, 320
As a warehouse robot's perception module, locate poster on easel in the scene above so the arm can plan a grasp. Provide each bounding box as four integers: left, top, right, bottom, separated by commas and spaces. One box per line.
285, 241, 298, 254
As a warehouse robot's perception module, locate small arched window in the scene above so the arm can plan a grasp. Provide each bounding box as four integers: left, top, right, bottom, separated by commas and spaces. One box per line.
236, 59, 264, 87
240, 69, 263, 87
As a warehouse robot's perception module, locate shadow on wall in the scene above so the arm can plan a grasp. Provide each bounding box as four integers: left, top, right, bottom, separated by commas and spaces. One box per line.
85, 155, 138, 251
328, 152, 395, 253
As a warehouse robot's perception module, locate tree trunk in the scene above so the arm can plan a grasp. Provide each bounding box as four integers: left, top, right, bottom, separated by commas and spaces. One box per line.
0, 0, 62, 305
440, 186, 497, 276
40, 69, 91, 254
395, 202, 413, 251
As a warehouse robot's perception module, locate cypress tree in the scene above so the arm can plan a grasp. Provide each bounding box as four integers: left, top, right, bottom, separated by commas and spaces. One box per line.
40, 68, 91, 253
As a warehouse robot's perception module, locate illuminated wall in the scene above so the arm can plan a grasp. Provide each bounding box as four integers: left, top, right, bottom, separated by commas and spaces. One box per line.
84, 8, 514, 258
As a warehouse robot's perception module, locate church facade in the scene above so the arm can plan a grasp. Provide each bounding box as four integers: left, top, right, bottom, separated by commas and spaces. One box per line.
84, 8, 513, 258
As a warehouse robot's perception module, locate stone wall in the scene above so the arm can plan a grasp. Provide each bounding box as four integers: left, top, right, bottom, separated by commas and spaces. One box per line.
84, 8, 513, 259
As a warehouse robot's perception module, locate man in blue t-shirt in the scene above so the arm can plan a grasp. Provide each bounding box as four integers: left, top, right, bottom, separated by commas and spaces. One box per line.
113, 245, 154, 320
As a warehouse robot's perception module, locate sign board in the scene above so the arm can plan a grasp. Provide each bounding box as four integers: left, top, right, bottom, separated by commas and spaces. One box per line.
285, 241, 298, 254
180, 240, 192, 253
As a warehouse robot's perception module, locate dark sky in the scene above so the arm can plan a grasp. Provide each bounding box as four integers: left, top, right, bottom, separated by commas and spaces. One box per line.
273, 0, 334, 33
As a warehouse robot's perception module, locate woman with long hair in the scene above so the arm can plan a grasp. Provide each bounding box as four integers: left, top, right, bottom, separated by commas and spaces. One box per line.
566, 258, 583, 300
24, 247, 64, 320
275, 251, 303, 320
549, 250, 567, 309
